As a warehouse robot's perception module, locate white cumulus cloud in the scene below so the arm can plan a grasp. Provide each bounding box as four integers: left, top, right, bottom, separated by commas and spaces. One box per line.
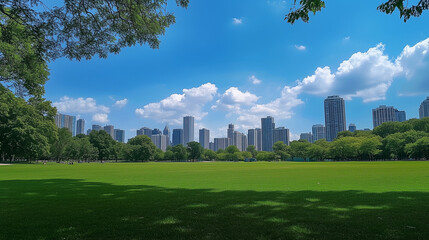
114, 98, 128, 108
295, 45, 306, 51
92, 113, 109, 123
232, 18, 243, 25
135, 83, 218, 124
53, 96, 110, 114
250, 75, 262, 85
212, 87, 260, 111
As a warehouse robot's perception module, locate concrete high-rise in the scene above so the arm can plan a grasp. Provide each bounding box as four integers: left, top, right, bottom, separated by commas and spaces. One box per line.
163, 125, 171, 139
372, 105, 397, 128
256, 128, 262, 151
312, 124, 326, 142
209, 142, 215, 151
233, 131, 243, 151
324, 96, 346, 141
76, 119, 85, 135
261, 116, 275, 151
152, 128, 162, 135
172, 129, 184, 146
348, 123, 356, 133
248, 129, 257, 149
137, 127, 152, 137
420, 97, 429, 119
273, 127, 290, 145
214, 138, 229, 151
395, 110, 406, 122
104, 125, 115, 139
199, 128, 210, 149
114, 129, 125, 143
300, 132, 313, 143
227, 124, 235, 146
55, 113, 76, 136
92, 124, 102, 131
151, 134, 168, 151
242, 134, 248, 152
183, 116, 194, 146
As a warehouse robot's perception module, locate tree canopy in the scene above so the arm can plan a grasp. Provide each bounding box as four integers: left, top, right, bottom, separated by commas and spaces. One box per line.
286, 0, 428, 24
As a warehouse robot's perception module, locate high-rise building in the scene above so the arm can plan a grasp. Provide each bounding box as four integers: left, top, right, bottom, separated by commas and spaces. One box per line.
55, 113, 76, 136
261, 116, 275, 151
163, 125, 170, 139
183, 116, 194, 146
92, 124, 102, 131
104, 125, 115, 139
199, 128, 210, 149
256, 128, 262, 151
151, 134, 168, 151
76, 119, 85, 135
300, 132, 313, 143
214, 138, 229, 151
209, 142, 215, 151
114, 129, 125, 143
137, 127, 152, 137
87, 129, 92, 135
242, 134, 248, 152
372, 105, 397, 128
348, 123, 356, 133
419, 97, 429, 119
248, 129, 257, 149
395, 110, 406, 122
273, 127, 290, 145
172, 129, 184, 146
312, 124, 326, 142
324, 96, 346, 141
233, 131, 243, 151
152, 128, 162, 135
227, 124, 235, 146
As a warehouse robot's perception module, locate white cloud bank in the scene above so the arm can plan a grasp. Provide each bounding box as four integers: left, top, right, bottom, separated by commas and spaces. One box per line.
114, 98, 128, 108
135, 83, 218, 124
295, 45, 306, 51
250, 75, 262, 85
92, 113, 109, 124
232, 18, 243, 25
53, 97, 111, 124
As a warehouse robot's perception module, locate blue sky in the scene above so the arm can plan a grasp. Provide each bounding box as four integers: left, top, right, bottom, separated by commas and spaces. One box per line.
46, 0, 429, 141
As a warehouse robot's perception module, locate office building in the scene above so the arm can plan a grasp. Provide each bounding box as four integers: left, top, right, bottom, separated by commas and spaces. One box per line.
300, 132, 313, 143
248, 129, 258, 149
114, 129, 125, 143
214, 138, 229, 151
152, 128, 162, 135
324, 96, 346, 141
163, 125, 170, 139
151, 134, 168, 151
209, 142, 215, 151
261, 116, 275, 151
87, 129, 92, 135
104, 125, 115, 139
137, 127, 152, 137
233, 131, 243, 151
420, 97, 429, 119
76, 119, 85, 135
255, 128, 262, 151
312, 124, 326, 142
55, 113, 76, 136
242, 134, 248, 152
273, 127, 290, 145
199, 128, 210, 149
395, 110, 406, 122
183, 116, 194, 146
227, 124, 235, 146
92, 124, 102, 131
172, 129, 184, 146
372, 105, 401, 128
348, 123, 356, 133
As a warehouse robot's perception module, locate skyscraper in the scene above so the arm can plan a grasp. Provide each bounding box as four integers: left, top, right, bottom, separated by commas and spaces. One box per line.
209, 142, 215, 151
104, 125, 115, 139
233, 131, 243, 151
163, 125, 170, 139
55, 113, 76, 136
242, 134, 248, 152
300, 132, 313, 143
114, 129, 125, 143
172, 129, 184, 146
152, 128, 162, 135
256, 128, 262, 151
248, 129, 257, 149
419, 97, 429, 119
151, 134, 168, 151
214, 138, 229, 151
273, 127, 290, 145
395, 110, 406, 122
183, 116, 194, 146
137, 127, 152, 137
261, 116, 275, 151
348, 123, 356, 133
227, 124, 235, 146
92, 124, 102, 131
76, 119, 85, 135
324, 96, 346, 141
199, 128, 210, 149
372, 105, 397, 128
312, 124, 326, 142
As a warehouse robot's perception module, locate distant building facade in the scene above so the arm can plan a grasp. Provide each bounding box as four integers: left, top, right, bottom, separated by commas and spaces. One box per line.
214, 138, 229, 151
372, 105, 406, 128
55, 113, 76, 136
137, 127, 152, 137
92, 124, 102, 131
227, 124, 235, 146
348, 123, 356, 133
199, 128, 210, 149
172, 129, 184, 146
420, 97, 429, 119
104, 125, 115, 139
261, 116, 275, 151
395, 110, 406, 122
114, 129, 125, 143
183, 116, 194, 146
300, 132, 313, 143
312, 124, 326, 142
76, 119, 85, 135
151, 134, 168, 151
273, 127, 290, 145
324, 96, 346, 141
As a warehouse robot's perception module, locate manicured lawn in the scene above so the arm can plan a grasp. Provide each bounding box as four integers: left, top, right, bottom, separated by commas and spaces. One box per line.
1, 161, 428, 239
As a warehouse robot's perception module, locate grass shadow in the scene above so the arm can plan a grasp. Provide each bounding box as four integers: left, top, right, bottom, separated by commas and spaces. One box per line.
1, 179, 428, 239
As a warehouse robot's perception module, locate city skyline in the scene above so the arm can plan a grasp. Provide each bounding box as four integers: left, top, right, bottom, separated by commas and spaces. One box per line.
45, 1, 429, 142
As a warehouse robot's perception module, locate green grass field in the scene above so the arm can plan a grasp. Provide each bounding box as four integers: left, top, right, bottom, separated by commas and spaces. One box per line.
1, 161, 429, 240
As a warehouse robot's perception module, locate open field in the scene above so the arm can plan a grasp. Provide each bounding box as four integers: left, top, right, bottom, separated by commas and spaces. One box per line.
1, 161, 429, 240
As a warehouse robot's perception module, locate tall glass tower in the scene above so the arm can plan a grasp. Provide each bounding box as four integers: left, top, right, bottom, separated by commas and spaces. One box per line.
324, 96, 346, 142
261, 116, 275, 151
183, 116, 194, 146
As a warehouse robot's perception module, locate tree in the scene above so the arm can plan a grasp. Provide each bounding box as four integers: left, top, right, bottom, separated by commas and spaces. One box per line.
273, 141, 291, 161
307, 144, 326, 161
330, 137, 360, 160
172, 144, 188, 160
290, 140, 311, 159
241, 151, 252, 160
202, 149, 217, 161
405, 137, 429, 159
127, 135, 156, 161
256, 151, 276, 161
226, 145, 240, 154
285, 0, 428, 24
382, 130, 428, 159
246, 145, 258, 158
358, 137, 382, 160
373, 121, 412, 138
89, 130, 116, 160
51, 128, 72, 161
187, 141, 203, 161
